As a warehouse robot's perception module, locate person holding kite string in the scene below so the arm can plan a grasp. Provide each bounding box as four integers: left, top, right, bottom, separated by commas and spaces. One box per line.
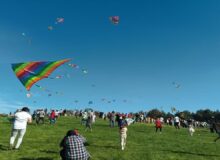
9, 107, 32, 149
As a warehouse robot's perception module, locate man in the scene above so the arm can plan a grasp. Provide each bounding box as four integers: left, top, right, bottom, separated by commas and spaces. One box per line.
85, 112, 93, 132
110, 111, 115, 127
36, 109, 45, 124
60, 129, 90, 160
81, 112, 88, 125
210, 116, 217, 133
214, 123, 220, 142
174, 116, 180, 129
10, 107, 32, 149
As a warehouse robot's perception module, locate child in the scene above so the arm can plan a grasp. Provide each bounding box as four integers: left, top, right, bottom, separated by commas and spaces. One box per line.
119, 124, 128, 150
50, 110, 56, 124
155, 118, 162, 133
188, 124, 195, 136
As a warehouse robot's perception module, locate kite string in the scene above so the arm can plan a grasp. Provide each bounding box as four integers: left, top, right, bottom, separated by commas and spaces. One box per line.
34, 84, 63, 96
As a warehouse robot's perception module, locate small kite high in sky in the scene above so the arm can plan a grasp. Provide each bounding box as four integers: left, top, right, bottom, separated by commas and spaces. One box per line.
56, 17, 64, 24
48, 26, 53, 30
109, 16, 119, 25
82, 69, 88, 74
172, 82, 181, 89
11, 59, 70, 91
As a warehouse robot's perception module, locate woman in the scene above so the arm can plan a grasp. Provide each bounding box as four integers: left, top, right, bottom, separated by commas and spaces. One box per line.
60, 129, 90, 160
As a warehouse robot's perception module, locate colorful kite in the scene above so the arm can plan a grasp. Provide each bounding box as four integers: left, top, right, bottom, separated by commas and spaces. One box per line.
11, 59, 70, 91
109, 16, 119, 25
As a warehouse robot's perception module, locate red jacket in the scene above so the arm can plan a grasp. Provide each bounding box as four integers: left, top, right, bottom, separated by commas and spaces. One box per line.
155, 119, 162, 128
50, 111, 55, 119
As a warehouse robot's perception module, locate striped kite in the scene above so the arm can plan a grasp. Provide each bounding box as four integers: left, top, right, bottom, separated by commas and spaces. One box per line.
11, 59, 70, 91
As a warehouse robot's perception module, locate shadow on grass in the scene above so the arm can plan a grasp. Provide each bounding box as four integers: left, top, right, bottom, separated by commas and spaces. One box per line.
92, 144, 118, 149
0, 144, 9, 151
19, 158, 53, 160
40, 150, 58, 154
163, 150, 220, 157
136, 130, 147, 133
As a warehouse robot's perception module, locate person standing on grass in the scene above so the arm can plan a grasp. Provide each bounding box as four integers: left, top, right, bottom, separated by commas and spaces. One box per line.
36, 109, 45, 124
174, 115, 180, 129
155, 118, 162, 133
60, 129, 90, 160
85, 112, 93, 132
81, 111, 88, 125
110, 111, 116, 127
50, 110, 56, 124
9, 107, 32, 149
119, 123, 128, 150
214, 123, 220, 142
117, 114, 123, 127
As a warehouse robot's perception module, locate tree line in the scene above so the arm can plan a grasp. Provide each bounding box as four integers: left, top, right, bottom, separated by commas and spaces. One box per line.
146, 109, 220, 122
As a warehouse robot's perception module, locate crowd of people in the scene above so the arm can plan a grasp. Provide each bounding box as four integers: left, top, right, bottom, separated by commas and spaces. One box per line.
6, 107, 220, 159
31, 108, 67, 125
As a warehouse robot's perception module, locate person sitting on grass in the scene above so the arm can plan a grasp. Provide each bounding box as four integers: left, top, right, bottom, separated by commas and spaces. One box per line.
155, 117, 162, 134
9, 107, 32, 150
60, 129, 90, 160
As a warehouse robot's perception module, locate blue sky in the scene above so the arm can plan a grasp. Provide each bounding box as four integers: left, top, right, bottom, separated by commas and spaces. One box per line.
1, 0, 220, 113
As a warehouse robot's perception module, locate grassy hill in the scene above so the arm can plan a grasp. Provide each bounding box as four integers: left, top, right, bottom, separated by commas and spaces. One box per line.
0, 116, 220, 160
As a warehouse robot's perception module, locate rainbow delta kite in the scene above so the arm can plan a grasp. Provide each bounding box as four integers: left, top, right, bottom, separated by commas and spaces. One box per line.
11, 59, 70, 91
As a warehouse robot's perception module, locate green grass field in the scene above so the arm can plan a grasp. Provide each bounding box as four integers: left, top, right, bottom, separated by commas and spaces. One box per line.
0, 116, 220, 160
